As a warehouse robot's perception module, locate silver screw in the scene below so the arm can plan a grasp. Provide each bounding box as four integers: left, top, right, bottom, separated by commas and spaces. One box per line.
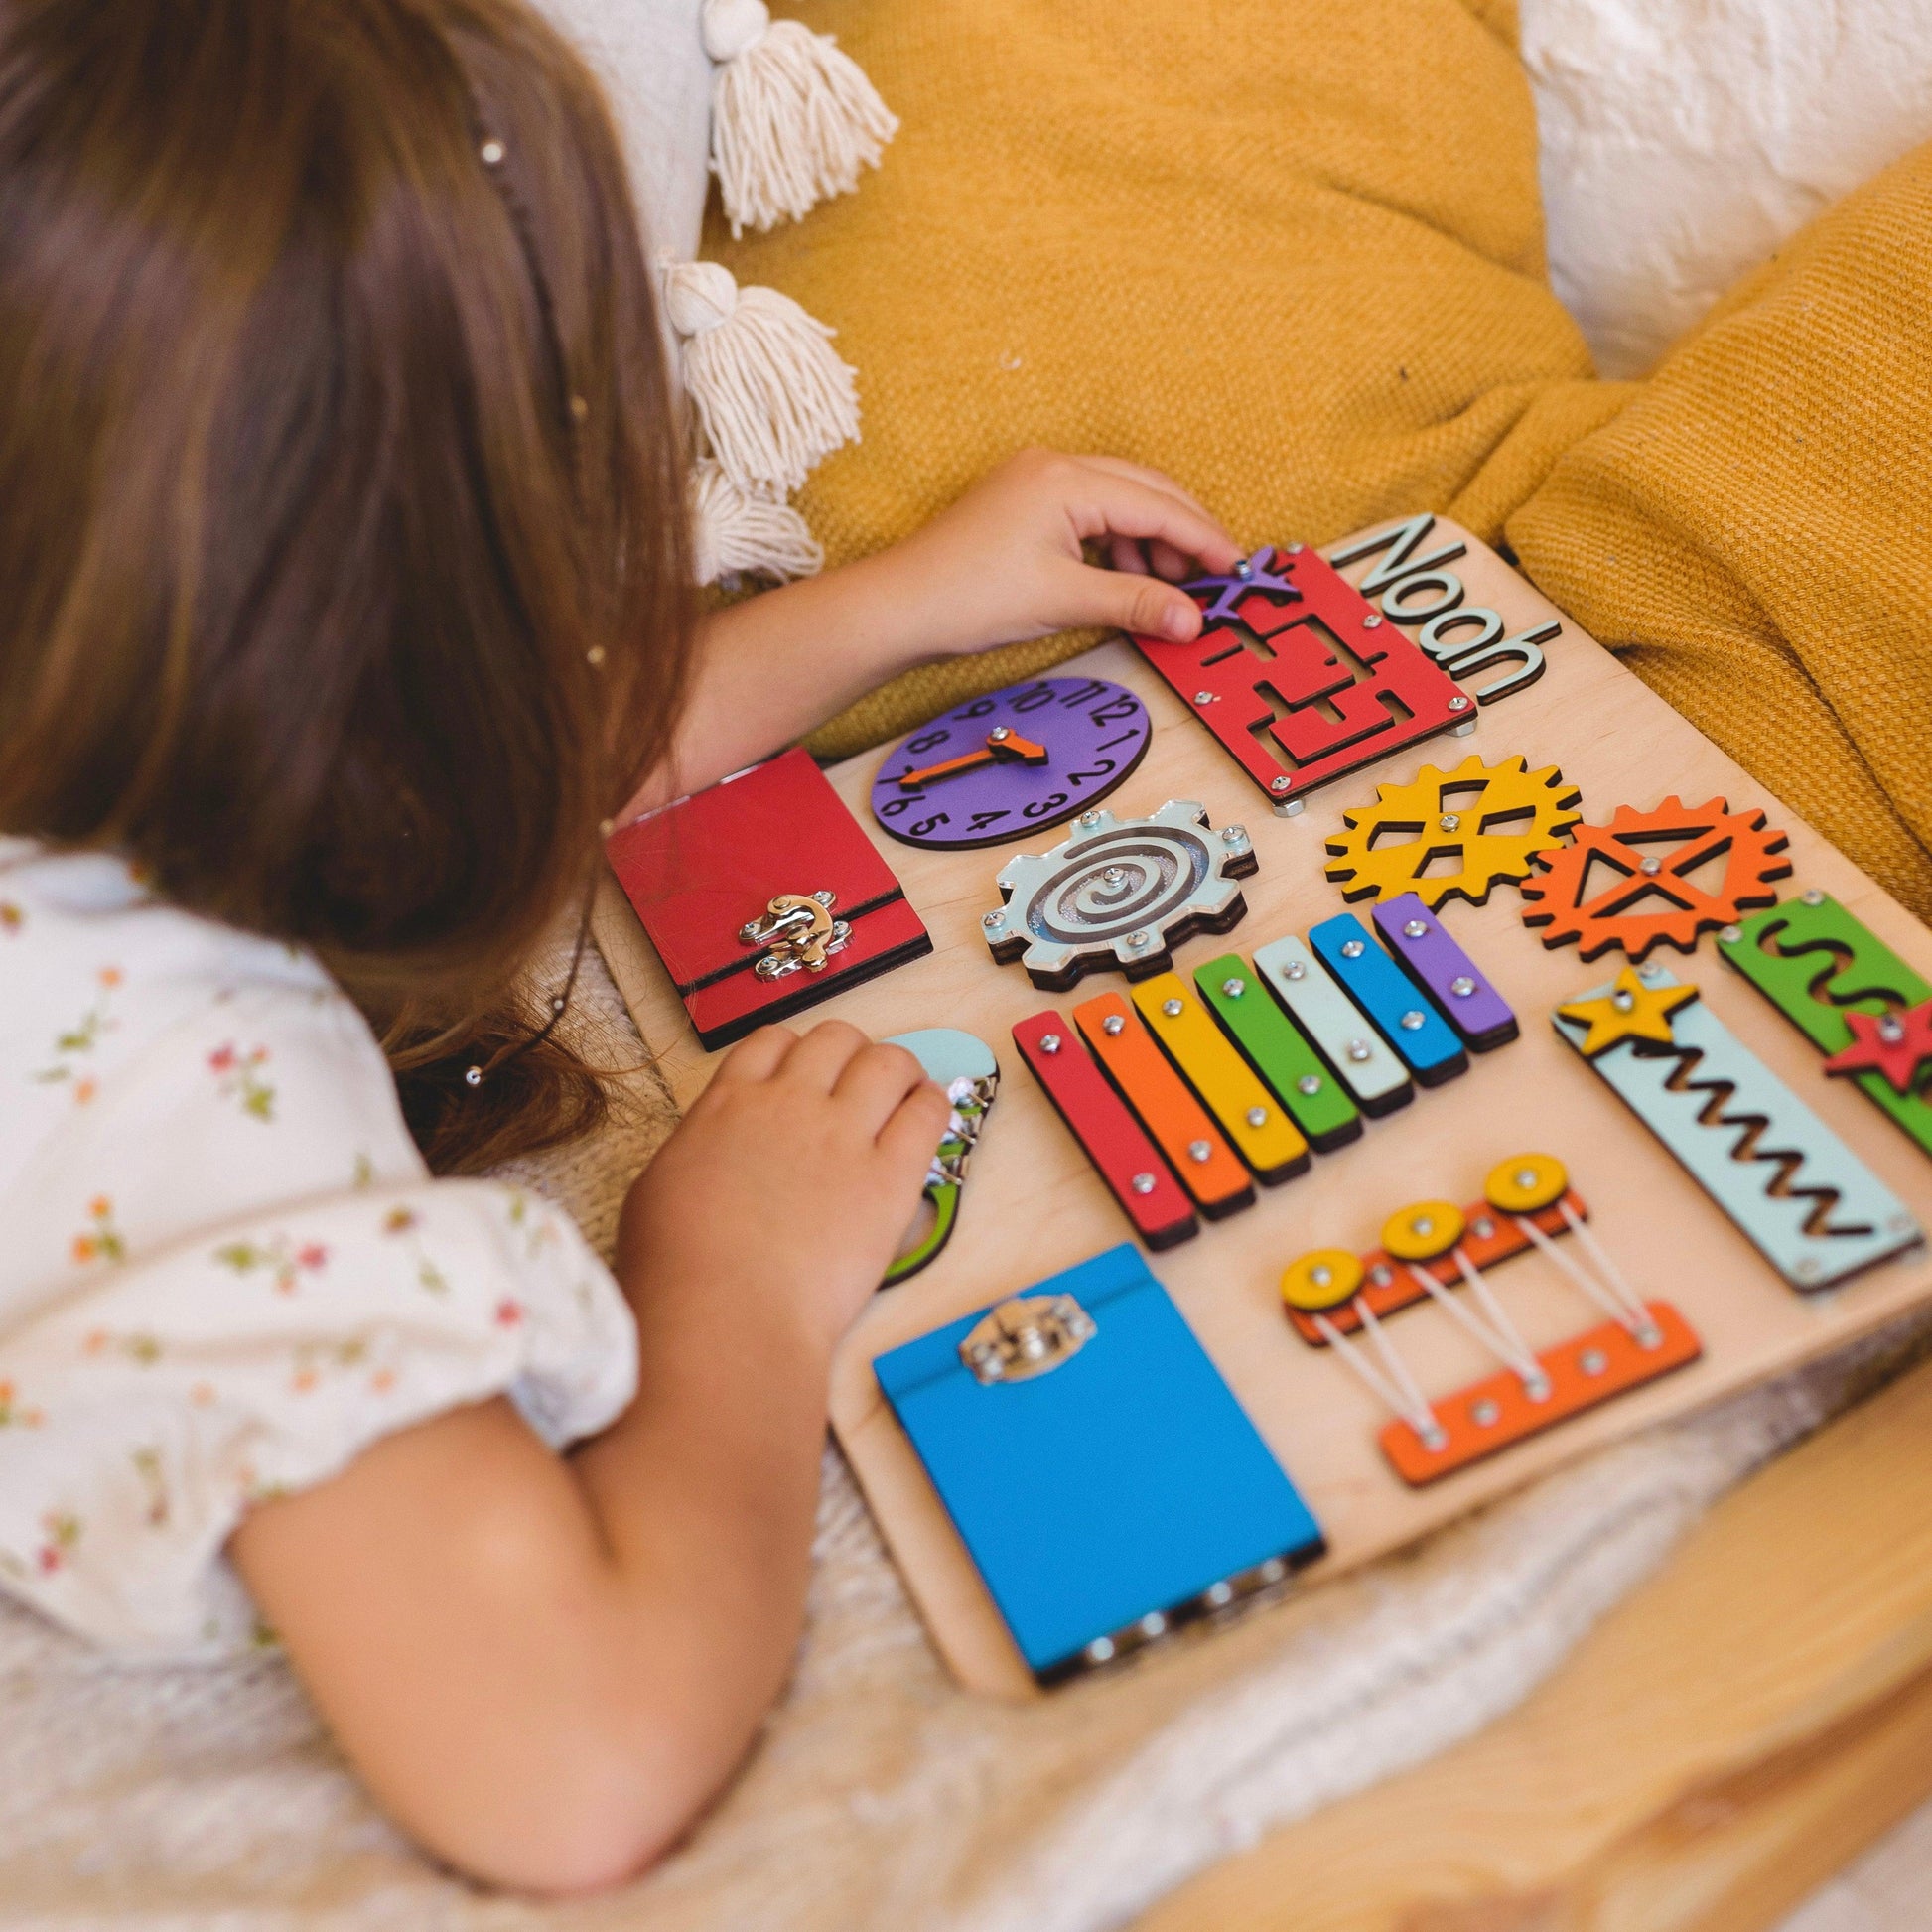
1879, 1014, 1906, 1043
1515, 1168, 1539, 1190
1439, 813, 1461, 833
1347, 1038, 1371, 1062
1187, 1140, 1212, 1163
989, 725, 1011, 743
1079, 810, 1102, 828
1449, 695, 1470, 712
1270, 776, 1293, 794
1399, 1010, 1426, 1031
1720, 924, 1741, 943
1127, 930, 1152, 950
1103, 866, 1125, 884
1363, 613, 1383, 628
1613, 989, 1635, 1012
1086, 1637, 1116, 1664
1311, 1263, 1332, 1287
1194, 690, 1216, 706
1639, 856, 1661, 875
1039, 1034, 1062, 1054
1403, 918, 1428, 938
1130, 1173, 1156, 1195
1450, 975, 1476, 997
1234, 557, 1254, 581
1471, 1216, 1495, 1240
1797, 1257, 1821, 1281
1222, 977, 1246, 998
1287, 542, 1305, 555
1162, 998, 1183, 1017
983, 911, 1005, 928
1139, 1611, 1167, 1638
1414, 1215, 1435, 1237
1246, 1106, 1268, 1127
1581, 1348, 1608, 1376
1341, 938, 1365, 959
1103, 1014, 1125, 1035
1472, 1399, 1501, 1427
1370, 1264, 1394, 1287
1802, 889, 1826, 906
1259, 1557, 1288, 1582
1205, 1580, 1234, 1606
1220, 824, 1248, 845
1298, 1073, 1322, 1095
1286, 960, 1307, 981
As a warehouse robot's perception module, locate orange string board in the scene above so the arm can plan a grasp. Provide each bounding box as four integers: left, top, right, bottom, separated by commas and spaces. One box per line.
593, 521, 1932, 1700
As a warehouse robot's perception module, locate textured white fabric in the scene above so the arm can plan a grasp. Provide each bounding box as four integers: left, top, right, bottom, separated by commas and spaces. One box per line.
0, 840, 637, 1656
1524, 0, 1932, 377
530, 0, 713, 261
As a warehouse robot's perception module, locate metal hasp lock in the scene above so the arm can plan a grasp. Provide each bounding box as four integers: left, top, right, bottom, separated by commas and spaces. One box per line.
960, 1294, 1096, 1385
739, 890, 852, 980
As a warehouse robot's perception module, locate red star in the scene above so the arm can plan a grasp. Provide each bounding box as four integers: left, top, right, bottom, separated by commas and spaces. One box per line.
1822, 1000, 1932, 1095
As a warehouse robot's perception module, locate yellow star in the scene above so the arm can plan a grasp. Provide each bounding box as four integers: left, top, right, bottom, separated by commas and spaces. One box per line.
1556, 968, 1700, 1057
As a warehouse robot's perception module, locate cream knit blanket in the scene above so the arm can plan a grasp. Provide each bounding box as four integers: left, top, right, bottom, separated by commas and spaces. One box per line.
0, 947, 1915, 1932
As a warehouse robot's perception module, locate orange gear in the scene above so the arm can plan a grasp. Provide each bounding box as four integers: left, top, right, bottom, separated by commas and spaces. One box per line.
1520, 796, 1791, 961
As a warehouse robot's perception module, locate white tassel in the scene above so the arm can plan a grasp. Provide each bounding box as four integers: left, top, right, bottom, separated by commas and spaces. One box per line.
690, 459, 825, 585
702, 0, 898, 237
661, 257, 859, 499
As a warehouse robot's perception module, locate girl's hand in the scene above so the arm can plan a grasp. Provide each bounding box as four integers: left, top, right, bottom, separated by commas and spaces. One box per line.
617, 1021, 949, 1355
882, 448, 1243, 657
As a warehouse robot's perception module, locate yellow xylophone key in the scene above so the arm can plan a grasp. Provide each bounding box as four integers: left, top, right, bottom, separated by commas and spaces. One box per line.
1132, 974, 1311, 1185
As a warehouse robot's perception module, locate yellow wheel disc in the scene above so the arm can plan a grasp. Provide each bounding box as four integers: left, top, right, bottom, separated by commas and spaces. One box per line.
1281, 1248, 1364, 1312
1381, 1199, 1464, 1262
1484, 1153, 1569, 1215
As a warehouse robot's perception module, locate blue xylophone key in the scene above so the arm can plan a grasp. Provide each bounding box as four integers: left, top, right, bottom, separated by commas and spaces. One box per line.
1308, 912, 1468, 1086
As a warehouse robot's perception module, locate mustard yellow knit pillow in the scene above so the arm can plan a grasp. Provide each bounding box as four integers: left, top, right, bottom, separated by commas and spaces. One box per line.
709, 0, 1618, 759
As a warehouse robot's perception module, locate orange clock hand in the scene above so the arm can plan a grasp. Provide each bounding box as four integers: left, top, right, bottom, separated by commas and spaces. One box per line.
897, 726, 1048, 789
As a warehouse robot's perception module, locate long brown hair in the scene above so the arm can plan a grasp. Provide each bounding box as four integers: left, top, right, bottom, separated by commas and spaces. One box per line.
0, 0, 693, 1170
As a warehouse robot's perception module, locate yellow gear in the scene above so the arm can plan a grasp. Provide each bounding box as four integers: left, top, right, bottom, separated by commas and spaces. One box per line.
1323, 754, 1582, 910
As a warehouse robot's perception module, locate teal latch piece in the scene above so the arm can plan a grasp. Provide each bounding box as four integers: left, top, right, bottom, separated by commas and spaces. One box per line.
1553, 964, 1922, 1292
881, 1030, 1000, 1288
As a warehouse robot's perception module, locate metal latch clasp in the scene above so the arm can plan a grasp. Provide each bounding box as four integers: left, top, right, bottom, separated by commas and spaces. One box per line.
740, 891, 852, 980
960, 1294, 1096, 1385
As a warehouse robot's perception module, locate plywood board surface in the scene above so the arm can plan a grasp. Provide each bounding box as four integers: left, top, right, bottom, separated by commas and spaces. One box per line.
595, 526, 1932, 1700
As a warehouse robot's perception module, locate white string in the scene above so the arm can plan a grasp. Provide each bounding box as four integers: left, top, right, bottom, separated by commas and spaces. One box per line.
1513, 1206, 1661, 1344
1313, 1303, 1443, 1449
1412, 1260, 1550, 1398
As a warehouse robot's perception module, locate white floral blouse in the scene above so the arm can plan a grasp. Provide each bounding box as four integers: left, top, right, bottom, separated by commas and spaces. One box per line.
0, 838, 638, 1657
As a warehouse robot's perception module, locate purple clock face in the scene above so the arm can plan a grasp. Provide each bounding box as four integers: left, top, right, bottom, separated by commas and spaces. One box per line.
871, 675, 1154, 851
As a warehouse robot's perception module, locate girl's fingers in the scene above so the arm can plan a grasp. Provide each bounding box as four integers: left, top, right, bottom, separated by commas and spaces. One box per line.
876, 1081, 955, 1173
780, 1019, 873, 1093
1147, 538, 1195, 582
711, 1025, 796, 1085
1054, 556, 1204, 641
1065, 470, 1240, 578
831, 1042, 934, 1133
1108, 533, 1149, 576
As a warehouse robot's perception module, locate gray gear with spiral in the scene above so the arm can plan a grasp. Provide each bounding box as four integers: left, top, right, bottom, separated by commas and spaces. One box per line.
980, 799, 1257, 990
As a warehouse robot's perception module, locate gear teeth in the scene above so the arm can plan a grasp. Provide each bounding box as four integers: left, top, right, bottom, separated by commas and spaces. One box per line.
1521, 795, 1792, 961
1319, 752, 1584, 910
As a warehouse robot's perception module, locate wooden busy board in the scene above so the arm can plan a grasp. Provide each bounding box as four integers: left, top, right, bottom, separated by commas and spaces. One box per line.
594, 524, 1932, 1700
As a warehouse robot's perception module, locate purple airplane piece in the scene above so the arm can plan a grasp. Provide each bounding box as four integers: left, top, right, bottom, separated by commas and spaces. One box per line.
1182, 546, 1302, 627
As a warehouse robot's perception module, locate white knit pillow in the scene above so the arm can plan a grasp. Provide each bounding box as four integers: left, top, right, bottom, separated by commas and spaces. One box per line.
530, 0, 713, 262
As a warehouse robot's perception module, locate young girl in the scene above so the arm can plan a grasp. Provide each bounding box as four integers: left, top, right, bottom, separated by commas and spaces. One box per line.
0, 0, 1238, 1897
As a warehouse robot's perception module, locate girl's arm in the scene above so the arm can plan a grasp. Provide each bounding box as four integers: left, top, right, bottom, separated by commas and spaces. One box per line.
229, 1023, 950, 1896
633, 449, 1239, 809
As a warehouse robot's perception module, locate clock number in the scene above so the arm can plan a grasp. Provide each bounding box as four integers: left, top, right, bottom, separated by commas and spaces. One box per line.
1009, 682, 1058, 714
1092, 729, 1139, 755
905, 729, 950, 755
1066, 759, 1116, 788
953, 698, 998, 720
1022, 791, 1070, 819
967, 808, 1011, 834
1089, 696, 1140, 726
1056, 678, 1106, 709
908, 812, 952, 838
880, 796, 916, 818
